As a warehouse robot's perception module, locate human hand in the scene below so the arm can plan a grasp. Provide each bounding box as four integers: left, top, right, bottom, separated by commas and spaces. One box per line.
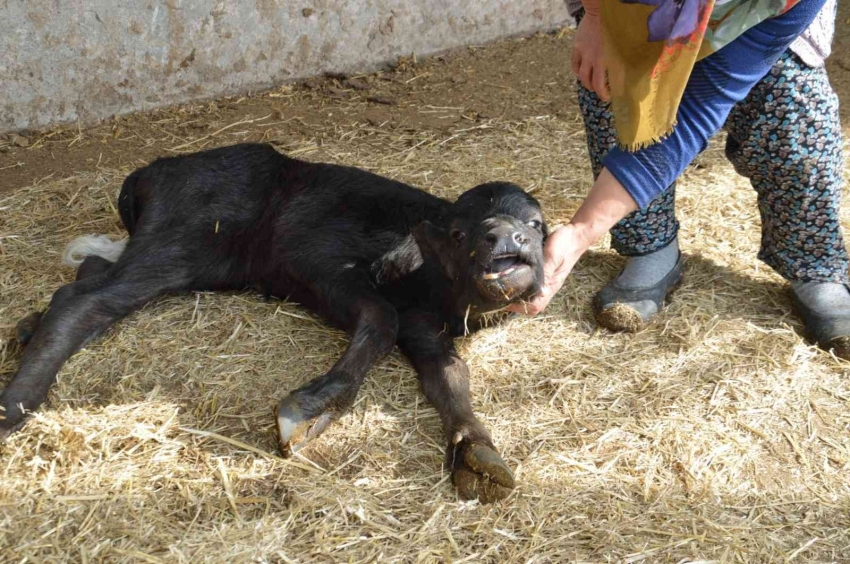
509, 168, 639, 316
571, 11, 610, 101
507, 224, 585, 316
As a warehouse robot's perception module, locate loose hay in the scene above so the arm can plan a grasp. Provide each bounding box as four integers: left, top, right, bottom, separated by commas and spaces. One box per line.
3, 26, 850, 564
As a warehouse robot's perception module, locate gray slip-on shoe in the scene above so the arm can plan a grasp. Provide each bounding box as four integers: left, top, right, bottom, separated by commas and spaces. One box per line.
594, 253, 684, 332
791, 284, 850, 360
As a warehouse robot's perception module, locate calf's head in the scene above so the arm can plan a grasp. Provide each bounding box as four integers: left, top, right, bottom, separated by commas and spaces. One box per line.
415, 182, 548, 312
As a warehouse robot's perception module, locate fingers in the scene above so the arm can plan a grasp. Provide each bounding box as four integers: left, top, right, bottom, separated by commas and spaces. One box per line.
571, 34, 608, 99
511, 255, 574, 316
505, 301, 532, 315
507, 294, 549, 316
592, 65, 610, 102
507, 226, 573, 315
578, 57, 594, 94
571, 47, 582, 77
505, 284, 549, 314
506, 277, 555, 316
580, 57, 611, 101
506, 301, 535, 315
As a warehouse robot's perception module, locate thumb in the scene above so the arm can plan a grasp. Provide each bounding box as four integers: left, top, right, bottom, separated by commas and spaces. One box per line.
542, 225, 568, 281
542, 262, 559, 291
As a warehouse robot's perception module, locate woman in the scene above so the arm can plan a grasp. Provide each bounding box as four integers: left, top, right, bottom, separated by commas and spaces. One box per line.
512, 0, 849, 358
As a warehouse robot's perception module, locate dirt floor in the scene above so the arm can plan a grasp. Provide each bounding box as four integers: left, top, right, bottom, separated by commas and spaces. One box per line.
3, 7, 850, 564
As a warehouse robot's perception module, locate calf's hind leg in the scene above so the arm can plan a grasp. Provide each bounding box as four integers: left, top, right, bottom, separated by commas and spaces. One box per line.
17, 255, 115, 347
398, 311, 515, 503
0, 262, 190, 439
275, 274, 398, 456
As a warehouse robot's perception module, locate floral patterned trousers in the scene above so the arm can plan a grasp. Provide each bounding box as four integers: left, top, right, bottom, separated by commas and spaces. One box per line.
578, 51, 849, 283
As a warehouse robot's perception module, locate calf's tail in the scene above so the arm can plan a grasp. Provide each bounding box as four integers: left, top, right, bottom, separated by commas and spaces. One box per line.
62, 165, 148, 267
62, 235, 128, 267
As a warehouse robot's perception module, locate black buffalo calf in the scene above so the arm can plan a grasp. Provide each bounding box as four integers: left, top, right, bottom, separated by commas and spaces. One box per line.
0, 143, 548, 503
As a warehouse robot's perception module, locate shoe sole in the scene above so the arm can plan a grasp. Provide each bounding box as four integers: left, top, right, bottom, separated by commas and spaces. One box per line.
593, 275, 683, 334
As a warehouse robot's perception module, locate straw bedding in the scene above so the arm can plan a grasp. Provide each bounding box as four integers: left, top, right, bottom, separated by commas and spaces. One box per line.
2, 22, 850, 564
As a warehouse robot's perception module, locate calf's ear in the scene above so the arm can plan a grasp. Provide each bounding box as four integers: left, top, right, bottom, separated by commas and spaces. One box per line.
371, 234, 424, 285
412, 221, 457, 280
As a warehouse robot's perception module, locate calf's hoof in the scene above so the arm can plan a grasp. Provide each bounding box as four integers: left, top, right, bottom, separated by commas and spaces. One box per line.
0, 401, 28, 443
274, 395, 335, 457
0, 421, 22, 443
450, 439, 515, 503
16, 311, 44, 346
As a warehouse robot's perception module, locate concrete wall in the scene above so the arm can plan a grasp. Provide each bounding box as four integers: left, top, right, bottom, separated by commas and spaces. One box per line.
0, 0, 570, 134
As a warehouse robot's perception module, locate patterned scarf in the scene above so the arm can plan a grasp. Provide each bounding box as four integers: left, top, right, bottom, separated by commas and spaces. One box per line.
601, 0, 802, 151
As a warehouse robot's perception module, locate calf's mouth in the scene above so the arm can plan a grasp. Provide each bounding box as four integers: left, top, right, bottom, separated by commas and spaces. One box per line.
481, 254, 529, 280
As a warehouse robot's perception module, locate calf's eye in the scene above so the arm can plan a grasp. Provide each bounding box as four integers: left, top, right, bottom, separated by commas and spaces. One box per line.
526, 220, 542, 230
450, 229, 466, 242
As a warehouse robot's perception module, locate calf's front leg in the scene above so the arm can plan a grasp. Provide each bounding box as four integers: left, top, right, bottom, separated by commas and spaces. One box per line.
275, 287, 399, 456
398, 312, 515, 503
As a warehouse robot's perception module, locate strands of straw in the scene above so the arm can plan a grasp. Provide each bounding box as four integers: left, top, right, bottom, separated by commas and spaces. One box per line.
2, 26, 850, 564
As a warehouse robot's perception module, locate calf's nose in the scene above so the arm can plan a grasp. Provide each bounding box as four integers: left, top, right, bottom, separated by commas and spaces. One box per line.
484, 226, 528, 250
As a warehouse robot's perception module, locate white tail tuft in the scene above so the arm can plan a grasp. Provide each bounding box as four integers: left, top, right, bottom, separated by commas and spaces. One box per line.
62, 235, 128, 267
